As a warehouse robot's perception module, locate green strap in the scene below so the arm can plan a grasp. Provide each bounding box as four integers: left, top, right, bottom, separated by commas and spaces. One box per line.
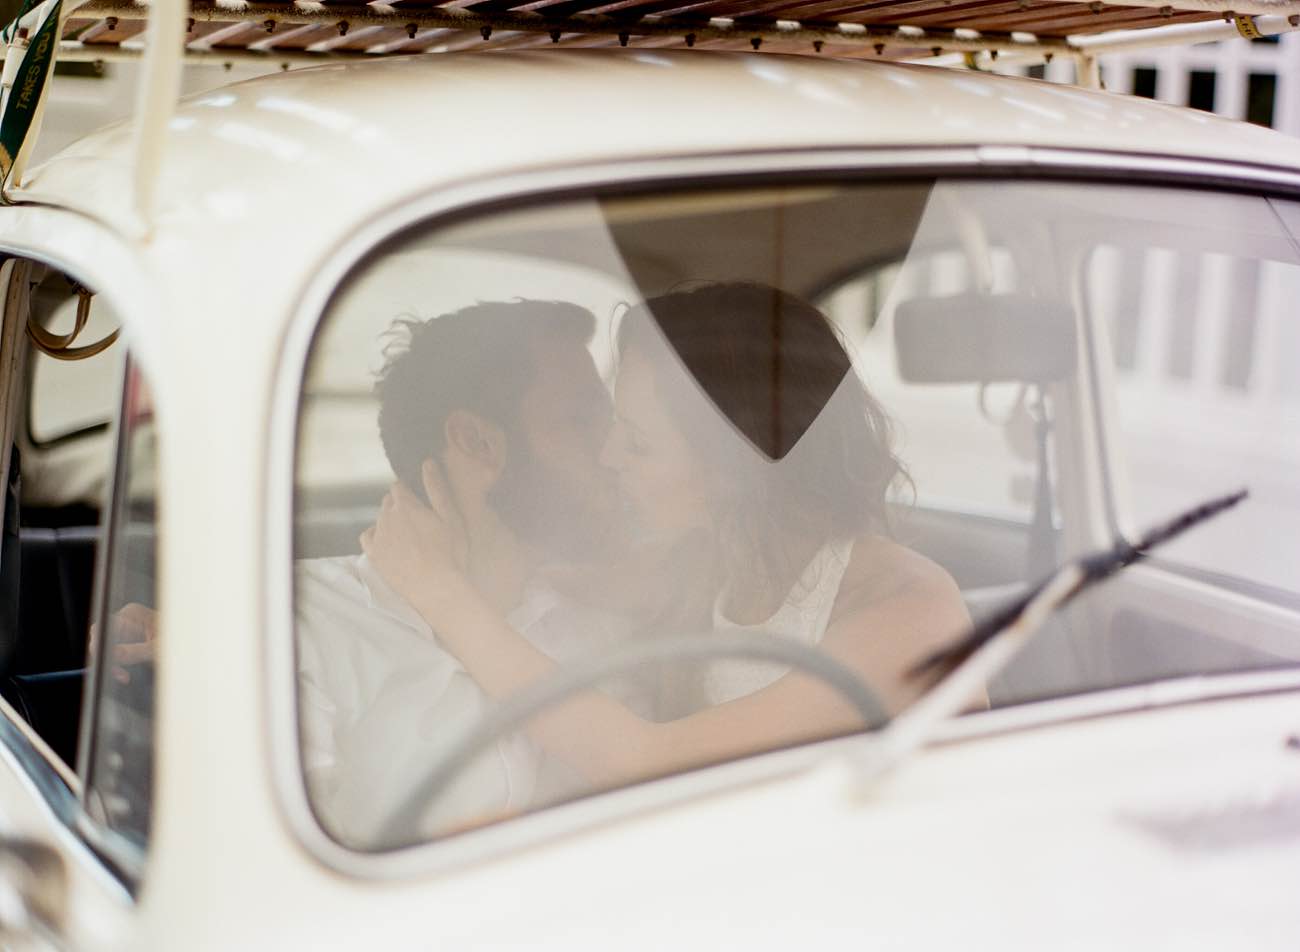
0, 0, 61, 188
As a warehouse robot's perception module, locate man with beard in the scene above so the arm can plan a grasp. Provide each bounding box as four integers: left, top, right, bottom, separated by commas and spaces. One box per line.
296, 300, 646, 847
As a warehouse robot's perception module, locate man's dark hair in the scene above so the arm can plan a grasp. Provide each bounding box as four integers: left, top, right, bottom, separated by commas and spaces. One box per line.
375, 300, 595, 493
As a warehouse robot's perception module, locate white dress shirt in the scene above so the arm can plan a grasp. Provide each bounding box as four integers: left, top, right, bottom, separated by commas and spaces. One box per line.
296, 554, 641, 847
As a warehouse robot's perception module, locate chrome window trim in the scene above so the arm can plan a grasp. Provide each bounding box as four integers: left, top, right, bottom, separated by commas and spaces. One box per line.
264, 145, 1300, 881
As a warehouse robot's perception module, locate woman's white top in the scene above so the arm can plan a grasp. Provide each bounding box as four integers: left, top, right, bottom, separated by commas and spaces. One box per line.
704, 536, 856, 705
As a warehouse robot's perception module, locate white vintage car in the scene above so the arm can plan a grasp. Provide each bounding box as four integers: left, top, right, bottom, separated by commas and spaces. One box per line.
0, 0, 1297, 949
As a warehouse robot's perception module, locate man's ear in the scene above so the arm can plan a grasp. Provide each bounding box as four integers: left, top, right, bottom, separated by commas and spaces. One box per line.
444, 409, 508, 479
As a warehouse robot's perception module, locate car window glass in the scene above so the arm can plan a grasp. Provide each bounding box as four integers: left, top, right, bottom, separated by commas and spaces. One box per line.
83, 361, 158, 854
294, 179, 1300, 854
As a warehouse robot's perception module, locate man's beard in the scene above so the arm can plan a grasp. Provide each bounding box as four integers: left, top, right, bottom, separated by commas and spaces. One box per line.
487, 441, 619, 564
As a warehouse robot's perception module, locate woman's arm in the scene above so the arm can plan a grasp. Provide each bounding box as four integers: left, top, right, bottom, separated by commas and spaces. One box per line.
364, 467, 971, 790
380, 563, 896, 789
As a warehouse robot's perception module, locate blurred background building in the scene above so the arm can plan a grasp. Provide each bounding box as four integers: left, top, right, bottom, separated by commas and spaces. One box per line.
1030, 32, 1299, 134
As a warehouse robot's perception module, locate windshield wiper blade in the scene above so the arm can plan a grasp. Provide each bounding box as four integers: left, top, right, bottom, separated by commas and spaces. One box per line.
844, 489, 1248, 791
907, 487, 1249, 682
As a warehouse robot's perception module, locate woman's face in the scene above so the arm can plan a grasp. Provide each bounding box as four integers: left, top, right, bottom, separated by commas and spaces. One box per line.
600, 349, 712, 544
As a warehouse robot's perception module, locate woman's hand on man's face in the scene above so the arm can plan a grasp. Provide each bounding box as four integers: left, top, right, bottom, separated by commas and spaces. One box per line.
361, 460, 470, 609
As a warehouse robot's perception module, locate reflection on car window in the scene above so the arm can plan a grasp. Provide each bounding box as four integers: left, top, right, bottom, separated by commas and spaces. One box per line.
293, 180, 1300, 852
85, 361, 158, 852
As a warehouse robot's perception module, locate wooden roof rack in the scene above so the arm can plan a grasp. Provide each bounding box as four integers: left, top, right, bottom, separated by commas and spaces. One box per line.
41, 0, 1300, 67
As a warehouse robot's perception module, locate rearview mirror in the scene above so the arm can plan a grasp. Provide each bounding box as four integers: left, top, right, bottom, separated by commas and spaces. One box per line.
894, 293, 1077, 384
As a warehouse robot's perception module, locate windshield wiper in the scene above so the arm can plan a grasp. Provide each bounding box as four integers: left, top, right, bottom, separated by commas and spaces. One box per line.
911, 487, 1249, 680
848, 488, 1248, 787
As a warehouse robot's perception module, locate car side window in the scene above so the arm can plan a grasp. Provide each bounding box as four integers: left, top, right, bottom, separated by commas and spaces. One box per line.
82, 359, 159, 854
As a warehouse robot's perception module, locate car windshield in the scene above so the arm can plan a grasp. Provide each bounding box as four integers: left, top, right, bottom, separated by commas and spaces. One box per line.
293, 178, 1300, 851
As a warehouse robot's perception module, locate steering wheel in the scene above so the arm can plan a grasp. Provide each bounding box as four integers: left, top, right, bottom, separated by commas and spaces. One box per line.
377, 630, 888, 847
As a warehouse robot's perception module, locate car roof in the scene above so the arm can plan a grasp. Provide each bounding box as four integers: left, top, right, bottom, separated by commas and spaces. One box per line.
23, 49, 1300, 242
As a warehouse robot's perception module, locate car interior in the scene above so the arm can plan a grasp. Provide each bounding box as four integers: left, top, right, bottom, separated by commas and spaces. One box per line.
0, 262, 120, 770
